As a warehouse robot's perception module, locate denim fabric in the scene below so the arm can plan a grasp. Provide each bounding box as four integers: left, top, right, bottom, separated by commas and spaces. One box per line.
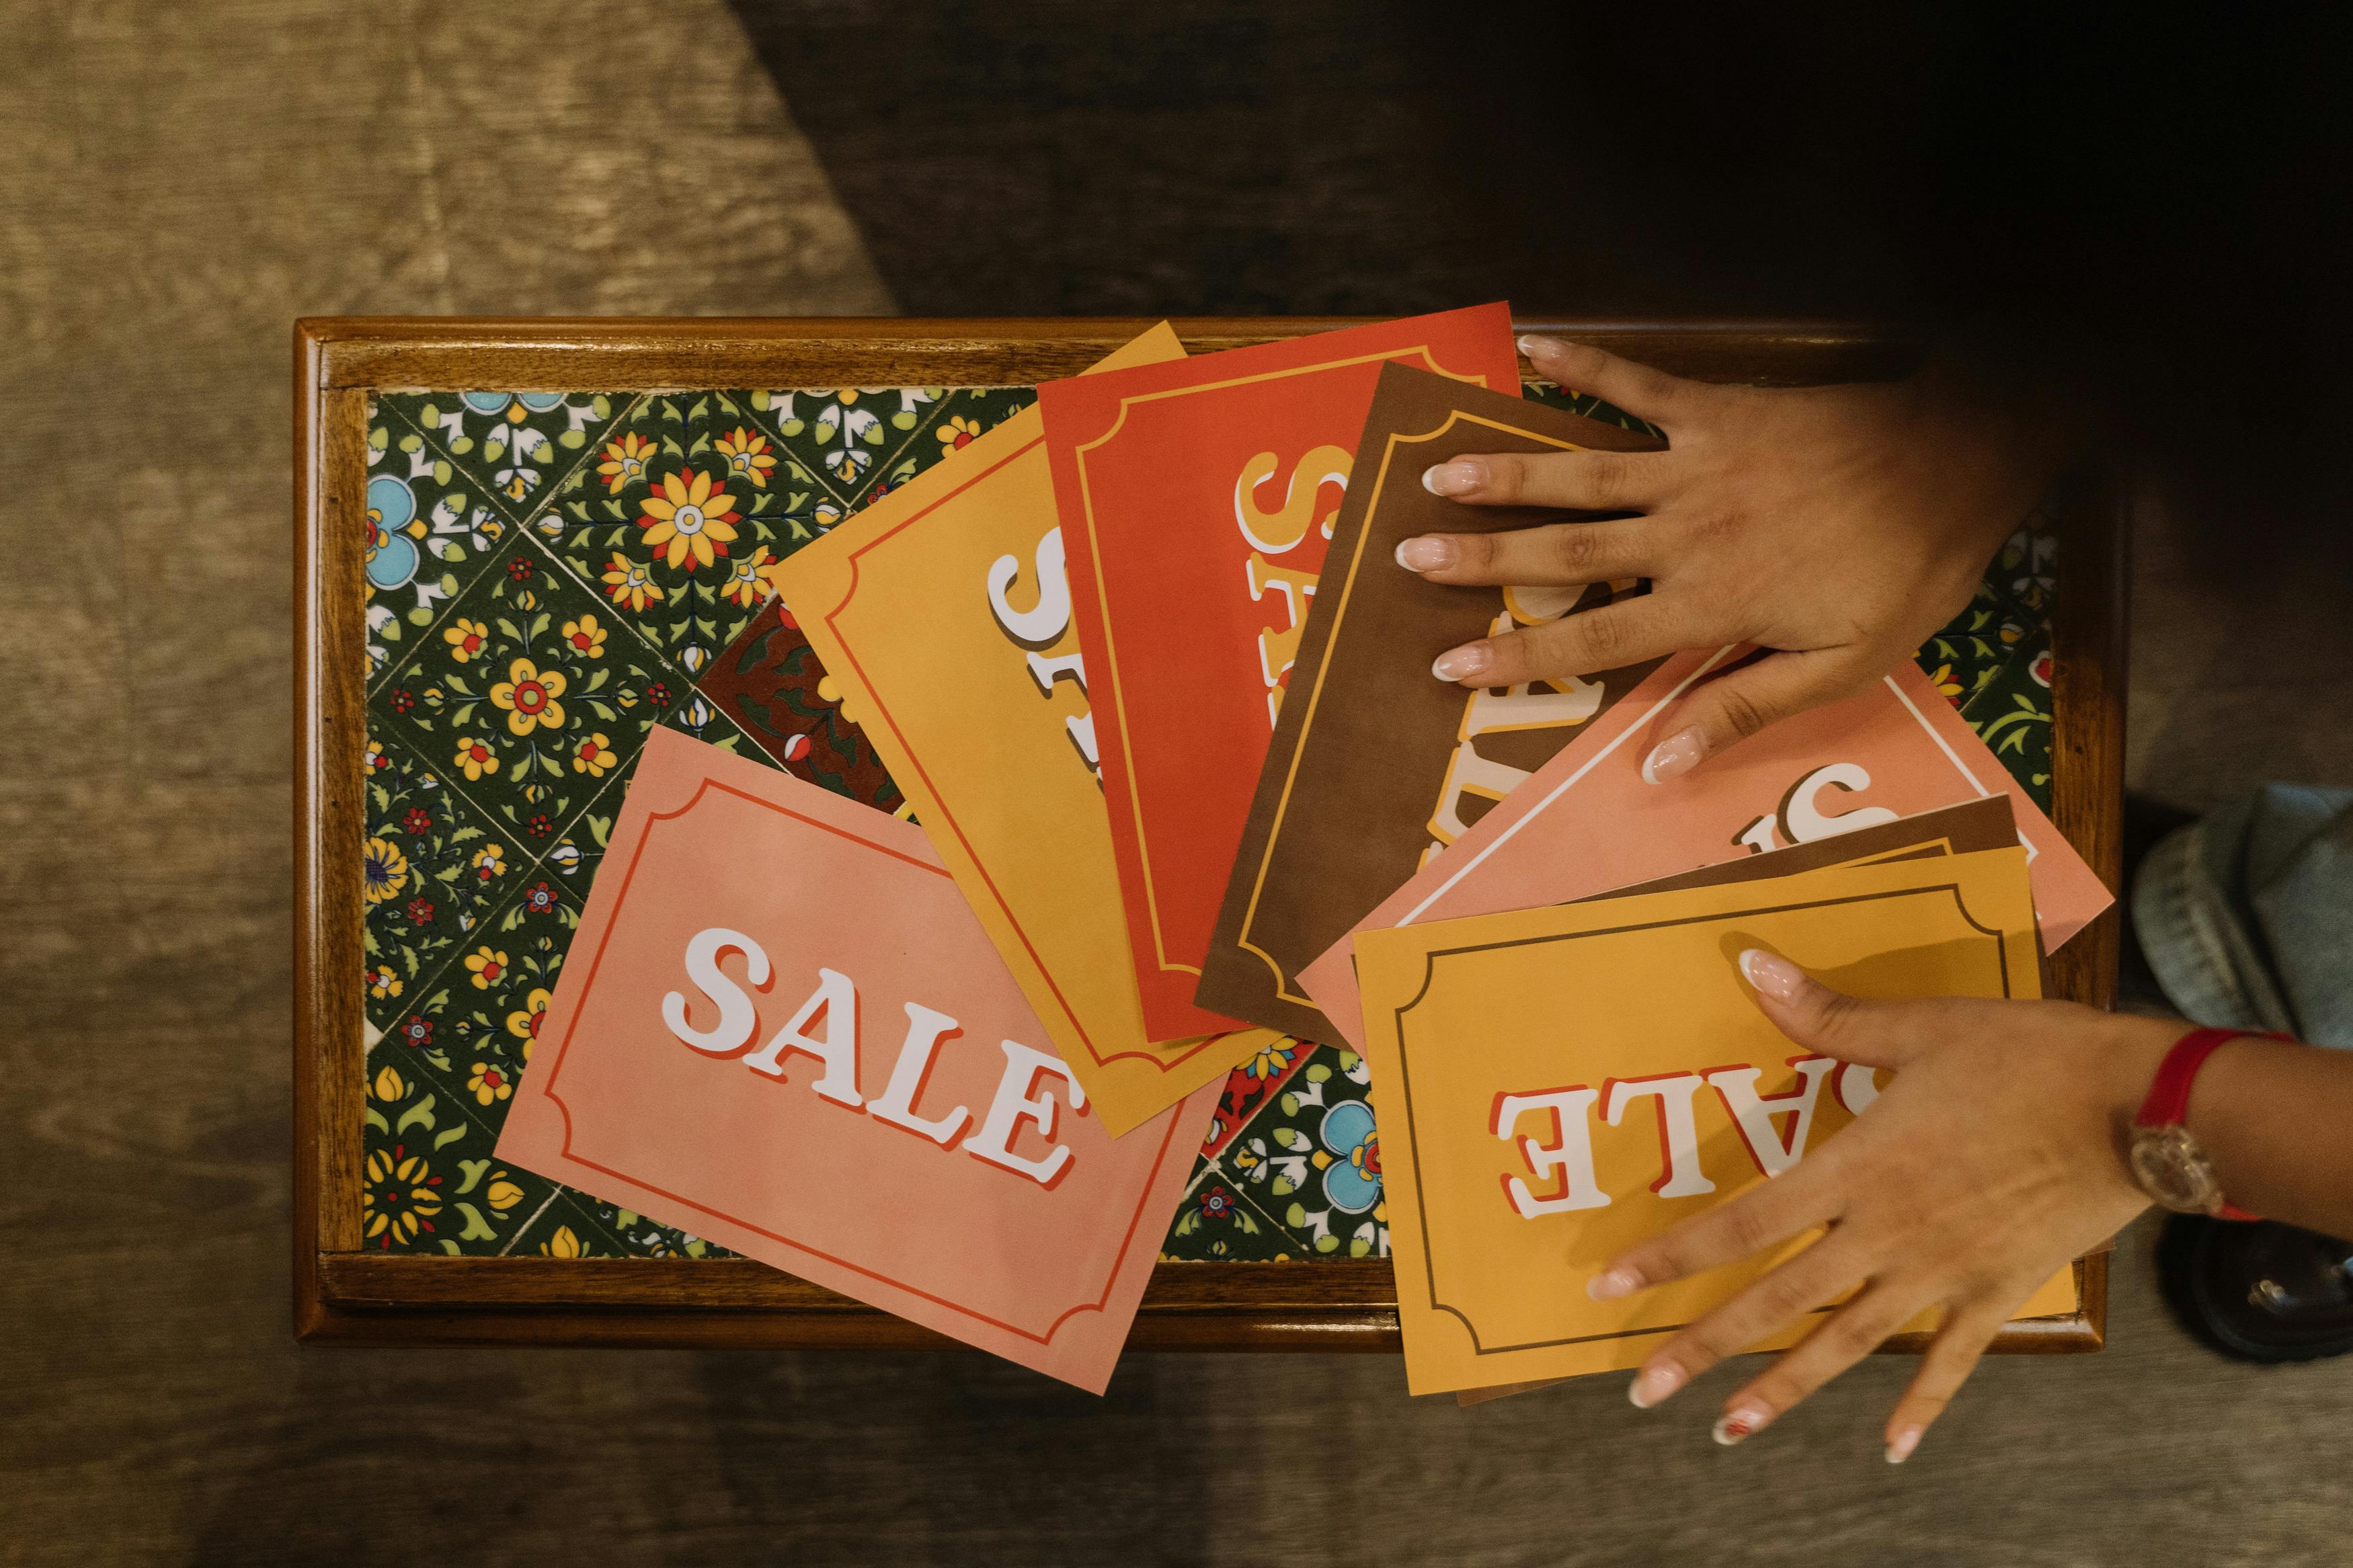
2132, 784, 2353, 1050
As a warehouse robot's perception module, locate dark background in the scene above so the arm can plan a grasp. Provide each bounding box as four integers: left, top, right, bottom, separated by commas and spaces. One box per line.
4, 2, 2350, 1563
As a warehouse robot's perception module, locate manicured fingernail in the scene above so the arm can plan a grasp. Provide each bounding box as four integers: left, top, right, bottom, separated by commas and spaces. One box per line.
1394, 535, 1459, 572
1587, 1263, 1640, 1301
1517, 334, 1559, 359
1628, 1361, 1685, 1409
1712, 1401, 1772, 1446
1886, 1425, 1924, 1464
1421, 460, 1487, 497
1640, 727, 1706, 784
1738, 948, 1806, 1003
1432, 644, 1491, 682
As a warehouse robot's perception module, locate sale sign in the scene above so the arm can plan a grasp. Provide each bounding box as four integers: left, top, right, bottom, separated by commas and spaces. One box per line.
495, 729, 1216, 1392
1299, 646, 2115, 1054
1038, 304, 1521, 1042
1351, 848, 2077, 1395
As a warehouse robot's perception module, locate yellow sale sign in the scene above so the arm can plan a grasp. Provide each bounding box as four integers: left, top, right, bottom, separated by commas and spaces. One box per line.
767, 325, 1283, 1136
1353, 848, 2076, 1394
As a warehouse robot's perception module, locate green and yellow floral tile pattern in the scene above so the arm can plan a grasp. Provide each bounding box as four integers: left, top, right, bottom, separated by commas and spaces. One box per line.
360, 376, 2061, 1263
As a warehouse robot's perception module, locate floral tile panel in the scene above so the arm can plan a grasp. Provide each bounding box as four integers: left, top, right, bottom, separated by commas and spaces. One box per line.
361, 376, 2067, 1265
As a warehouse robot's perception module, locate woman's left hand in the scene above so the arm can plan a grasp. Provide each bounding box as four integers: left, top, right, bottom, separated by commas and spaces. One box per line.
1591, 950, 2166, 1462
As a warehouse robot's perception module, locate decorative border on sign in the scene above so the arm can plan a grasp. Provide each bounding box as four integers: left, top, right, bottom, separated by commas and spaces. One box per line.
1390, 882, 2014, 1356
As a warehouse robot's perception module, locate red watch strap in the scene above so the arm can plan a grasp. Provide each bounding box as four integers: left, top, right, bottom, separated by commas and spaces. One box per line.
2136, 1027, 2290, 1126
2137, 1026, 2288, 1223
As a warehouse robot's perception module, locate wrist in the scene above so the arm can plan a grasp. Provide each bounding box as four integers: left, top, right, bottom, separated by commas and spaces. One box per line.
1915, 343, 2090, 481
1897, 361, 2070, 565
2101, 1014, 2180, 1165
2119, 1020, 2285, 1221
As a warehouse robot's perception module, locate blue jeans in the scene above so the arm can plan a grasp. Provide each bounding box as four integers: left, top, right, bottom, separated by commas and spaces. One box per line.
2133, 784, 2353, 1051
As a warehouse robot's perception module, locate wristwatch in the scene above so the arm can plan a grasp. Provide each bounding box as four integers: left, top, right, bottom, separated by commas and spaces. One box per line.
2127, 1026, 2282, 1221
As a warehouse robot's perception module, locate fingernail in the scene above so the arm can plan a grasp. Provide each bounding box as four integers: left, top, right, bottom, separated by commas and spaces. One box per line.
1587, 1264, 1640, 1301
1738, 948, 1806, 1003
1421, 460, 1487, 497
1517, 334, 1558, 360
1886, 1425, 1924, 1464
1712, 1401, 1772, 1446
1394, 535, 1459, 572
1640, 727, 1706, 784
1628, 1361, 1685, 1409
1431, 644, 1491, 682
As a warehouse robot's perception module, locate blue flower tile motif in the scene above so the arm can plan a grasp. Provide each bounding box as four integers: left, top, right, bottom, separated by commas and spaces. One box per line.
1315, 1100, 1383, 1216
1217, 1046, 1390, 1258
365, 472, 424, 594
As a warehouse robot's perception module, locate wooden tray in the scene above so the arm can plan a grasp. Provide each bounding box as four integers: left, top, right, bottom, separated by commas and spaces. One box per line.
295, 317, 2124, 1352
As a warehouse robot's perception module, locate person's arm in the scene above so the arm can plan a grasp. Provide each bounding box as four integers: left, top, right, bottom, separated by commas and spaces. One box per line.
2174, 1034, 2353, 1233
1398, 335, 2080, 775
1591, 952, 2353, 1463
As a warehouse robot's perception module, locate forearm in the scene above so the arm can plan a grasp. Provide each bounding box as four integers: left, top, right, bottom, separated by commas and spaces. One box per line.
2186, 1034, 2353, 1238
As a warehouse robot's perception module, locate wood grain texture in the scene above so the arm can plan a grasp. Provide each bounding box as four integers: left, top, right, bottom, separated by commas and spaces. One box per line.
295, 374, 371, 1268
2046, 472, 2131, 1012
305, 315, 1917, 393
305, 1251, 2098, 1354
296, 317, 2112, 1356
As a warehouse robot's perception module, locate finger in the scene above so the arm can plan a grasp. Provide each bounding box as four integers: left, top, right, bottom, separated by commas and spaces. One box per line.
1431, 595, 1689, 688
1883, 1301, 2007, 1464
1638, 648, 1869, 781
1733, 951, 1982, 1070
1710, 1282, 1923, 1447
1396, 515, 1657, 587
1623, 1235, 1868, 1411
1589, 1165, 1837, 1303
1518, 334, 1699, 427
1418, 446, 1675, 511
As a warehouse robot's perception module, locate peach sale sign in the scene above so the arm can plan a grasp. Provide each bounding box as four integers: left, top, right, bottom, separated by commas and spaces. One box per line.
1300, 646, 2115, 1053
495, 729, 1217, 1392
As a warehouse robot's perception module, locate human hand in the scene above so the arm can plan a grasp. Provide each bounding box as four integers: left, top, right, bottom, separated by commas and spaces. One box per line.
1397, 335, 2069, 781
1589, 950, 2165, 1462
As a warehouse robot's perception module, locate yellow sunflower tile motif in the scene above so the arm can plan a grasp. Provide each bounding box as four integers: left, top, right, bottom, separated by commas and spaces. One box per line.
637, 469, 741, 571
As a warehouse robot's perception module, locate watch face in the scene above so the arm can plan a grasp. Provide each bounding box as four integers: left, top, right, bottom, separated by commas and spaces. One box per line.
2130, 1126, 2221, 1214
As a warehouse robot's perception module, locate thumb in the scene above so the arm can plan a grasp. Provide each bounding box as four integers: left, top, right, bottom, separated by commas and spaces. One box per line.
1640, 649, 1860, 783
1734, 949, 1939, 1070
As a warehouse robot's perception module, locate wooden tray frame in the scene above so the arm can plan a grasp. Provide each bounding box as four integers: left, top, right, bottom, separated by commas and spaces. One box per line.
295, 317, 2124, 1352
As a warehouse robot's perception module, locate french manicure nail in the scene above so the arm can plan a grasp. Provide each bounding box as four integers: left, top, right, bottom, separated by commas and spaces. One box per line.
1628, 1362, 1685, 1409
1431, 645, 1491, 682
1640, 727, 1706, 784
1587, 1264, 1640, 1301
1421, 460, 1487, 497
1395, 535, 1459, 572
1517, 334, 1558, 359
1712, 1403, 1771, 1446
1738, 948, 1806, 1003
1886, 1425, 1924, 1464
